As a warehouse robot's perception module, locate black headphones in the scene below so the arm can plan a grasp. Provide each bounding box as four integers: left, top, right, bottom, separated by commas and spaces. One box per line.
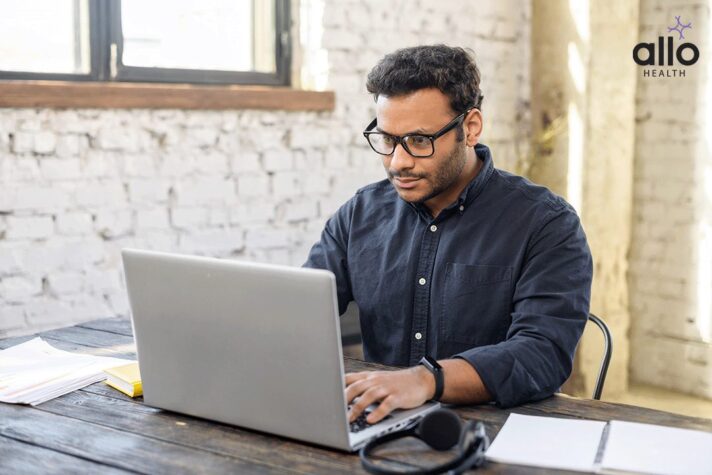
359, 408, 490, 475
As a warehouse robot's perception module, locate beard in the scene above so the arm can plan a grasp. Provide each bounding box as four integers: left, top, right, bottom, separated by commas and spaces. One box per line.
387, 140, 468, 204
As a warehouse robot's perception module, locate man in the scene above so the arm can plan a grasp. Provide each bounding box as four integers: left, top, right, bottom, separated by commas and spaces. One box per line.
304, 45, 592, 426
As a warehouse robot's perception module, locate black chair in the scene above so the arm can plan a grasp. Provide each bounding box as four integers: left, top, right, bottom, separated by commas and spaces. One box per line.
588, 313, 612, 400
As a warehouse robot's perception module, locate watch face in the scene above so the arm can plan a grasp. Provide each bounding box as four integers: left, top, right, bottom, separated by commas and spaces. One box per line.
422, 356, 442, 370
420, 356, 444, 402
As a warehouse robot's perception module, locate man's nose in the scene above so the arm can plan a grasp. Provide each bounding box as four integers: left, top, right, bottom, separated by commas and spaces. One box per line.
389, 143, 415, 172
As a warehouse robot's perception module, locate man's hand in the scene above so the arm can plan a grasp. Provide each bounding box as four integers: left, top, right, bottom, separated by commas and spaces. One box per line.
345, 366, 435, 424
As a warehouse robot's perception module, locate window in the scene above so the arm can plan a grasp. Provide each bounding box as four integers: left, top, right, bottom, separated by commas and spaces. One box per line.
0, 0, 291, 86
0, 0, 93, 78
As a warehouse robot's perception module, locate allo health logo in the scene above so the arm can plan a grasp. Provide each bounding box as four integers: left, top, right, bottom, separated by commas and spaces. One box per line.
632, 15, 700, 78
668, 15, 692, 40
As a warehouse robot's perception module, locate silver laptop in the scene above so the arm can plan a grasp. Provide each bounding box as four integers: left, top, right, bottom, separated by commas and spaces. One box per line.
121, 248, 439, 451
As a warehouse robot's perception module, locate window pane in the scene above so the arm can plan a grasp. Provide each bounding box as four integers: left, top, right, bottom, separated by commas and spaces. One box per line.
121, 0, 276, 73
0, 0, 90, 74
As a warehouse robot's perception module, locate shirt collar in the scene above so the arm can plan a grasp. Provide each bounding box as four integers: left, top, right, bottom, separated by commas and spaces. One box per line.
408, 142, 495, 219
453, 142, 495, 209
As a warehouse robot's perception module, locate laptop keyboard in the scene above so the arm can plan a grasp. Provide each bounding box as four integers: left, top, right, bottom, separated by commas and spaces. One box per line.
348, 406, 392, 433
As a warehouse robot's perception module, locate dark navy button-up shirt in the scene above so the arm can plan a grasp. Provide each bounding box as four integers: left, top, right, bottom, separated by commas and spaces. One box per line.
304, 143, 593, 408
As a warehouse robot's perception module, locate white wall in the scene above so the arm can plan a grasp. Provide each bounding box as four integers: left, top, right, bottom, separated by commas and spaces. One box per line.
0, 0, 531, 337
629, 0, 712, 399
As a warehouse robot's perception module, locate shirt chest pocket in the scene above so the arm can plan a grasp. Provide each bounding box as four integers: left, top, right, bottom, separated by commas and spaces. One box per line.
439, 263, 513, 349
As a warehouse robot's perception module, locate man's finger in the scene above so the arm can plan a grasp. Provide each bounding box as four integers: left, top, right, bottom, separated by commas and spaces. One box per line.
344, 378, 371, 404
348, 386, 388, 422
344, 371, 369, 386
366, 395, 397, 424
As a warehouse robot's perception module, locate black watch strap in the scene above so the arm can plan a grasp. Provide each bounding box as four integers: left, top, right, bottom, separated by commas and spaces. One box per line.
418, 356, 444, 401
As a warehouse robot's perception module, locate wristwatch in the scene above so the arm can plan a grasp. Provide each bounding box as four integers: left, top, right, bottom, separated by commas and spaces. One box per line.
418, 356, 444, 401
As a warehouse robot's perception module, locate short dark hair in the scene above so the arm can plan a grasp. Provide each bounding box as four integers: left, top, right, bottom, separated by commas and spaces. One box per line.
366, 44, 484, 114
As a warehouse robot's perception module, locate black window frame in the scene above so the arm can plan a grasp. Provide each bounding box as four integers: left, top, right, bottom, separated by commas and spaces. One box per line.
0, 0, 291, 87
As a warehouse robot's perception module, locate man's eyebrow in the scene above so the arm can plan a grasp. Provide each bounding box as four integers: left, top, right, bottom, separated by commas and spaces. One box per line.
375, 126, 430, 135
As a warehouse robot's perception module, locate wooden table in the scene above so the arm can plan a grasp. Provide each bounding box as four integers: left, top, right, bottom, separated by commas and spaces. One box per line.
2, 318, 711, 474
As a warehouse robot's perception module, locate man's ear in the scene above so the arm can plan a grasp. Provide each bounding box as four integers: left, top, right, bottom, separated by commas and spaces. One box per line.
464, 109, 483, 147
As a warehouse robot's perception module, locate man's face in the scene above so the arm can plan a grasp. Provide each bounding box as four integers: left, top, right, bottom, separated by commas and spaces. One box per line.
375, 88, 468, 204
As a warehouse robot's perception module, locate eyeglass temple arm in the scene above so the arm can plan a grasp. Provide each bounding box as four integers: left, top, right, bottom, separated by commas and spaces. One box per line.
364, 118, 377, 132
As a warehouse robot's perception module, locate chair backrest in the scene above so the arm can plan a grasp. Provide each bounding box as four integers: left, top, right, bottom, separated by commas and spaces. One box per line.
588, 313, 612, 400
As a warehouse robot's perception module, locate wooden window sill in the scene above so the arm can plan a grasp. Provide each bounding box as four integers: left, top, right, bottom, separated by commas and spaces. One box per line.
0, 81, 335, 111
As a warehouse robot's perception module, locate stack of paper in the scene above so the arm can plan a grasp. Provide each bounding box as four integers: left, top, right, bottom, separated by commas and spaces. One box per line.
0, 337, 133, 405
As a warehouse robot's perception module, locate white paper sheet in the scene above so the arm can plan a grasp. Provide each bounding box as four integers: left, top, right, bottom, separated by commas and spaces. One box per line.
0, 337, 133, 405
485, 413, 608, 472
600, 420, 712, 475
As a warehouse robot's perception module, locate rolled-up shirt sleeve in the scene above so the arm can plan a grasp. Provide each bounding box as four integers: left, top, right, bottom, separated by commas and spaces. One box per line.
303, 198, 355, 316
454, 206, 593, 408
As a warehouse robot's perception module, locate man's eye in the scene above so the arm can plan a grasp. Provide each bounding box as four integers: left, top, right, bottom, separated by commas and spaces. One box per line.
408, 136, 430, 148
381, 135, 396, 145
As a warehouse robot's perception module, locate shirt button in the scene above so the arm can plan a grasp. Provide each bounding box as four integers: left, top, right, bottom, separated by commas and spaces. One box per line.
418, 277, 426, 285
415, 332, 423, 340
430, 225, 437, 232
459, 205, 465, 212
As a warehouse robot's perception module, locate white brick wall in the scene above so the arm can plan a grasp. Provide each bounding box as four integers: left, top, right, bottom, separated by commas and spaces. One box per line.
629, 0, 712, 399
0, 0, 530, 337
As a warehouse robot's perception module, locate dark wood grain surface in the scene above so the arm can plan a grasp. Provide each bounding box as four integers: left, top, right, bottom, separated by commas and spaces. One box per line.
1, 317, 711, 475
0, 81, 336, 111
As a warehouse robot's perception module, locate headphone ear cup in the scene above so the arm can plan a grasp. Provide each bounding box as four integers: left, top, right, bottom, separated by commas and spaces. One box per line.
416, 408, 462, 451
458, 420, 479, 450
456, 421, 489, 472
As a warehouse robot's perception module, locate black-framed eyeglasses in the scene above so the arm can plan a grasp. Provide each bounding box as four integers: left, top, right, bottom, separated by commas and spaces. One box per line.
362, 109, 472, 158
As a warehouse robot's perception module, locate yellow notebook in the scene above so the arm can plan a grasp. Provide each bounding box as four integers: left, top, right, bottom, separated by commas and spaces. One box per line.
104, 362, 142, 397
